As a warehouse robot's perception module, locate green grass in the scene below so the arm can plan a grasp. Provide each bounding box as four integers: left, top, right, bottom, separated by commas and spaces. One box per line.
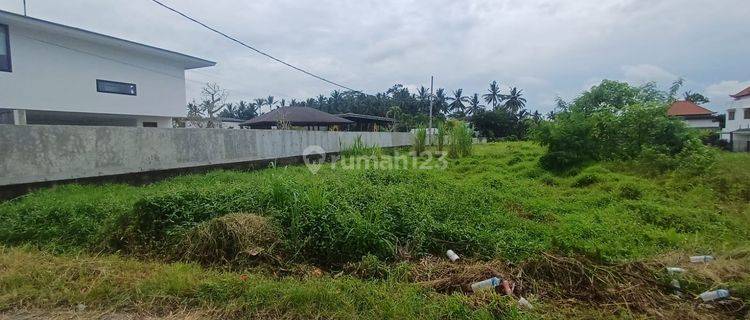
1, 141, 749, 318
1, 142, 748, 264
0, 246, 523, 319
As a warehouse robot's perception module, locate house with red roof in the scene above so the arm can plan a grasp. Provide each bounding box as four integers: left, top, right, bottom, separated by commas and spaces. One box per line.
667, 100, 719, 129
723, 86, 750, 152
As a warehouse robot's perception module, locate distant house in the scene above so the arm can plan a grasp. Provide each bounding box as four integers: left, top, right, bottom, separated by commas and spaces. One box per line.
667, 101, 719, 129
239, 107, 353, 130
337, 113, 396, 132
722, 86, 750, 152
0, 10, 215, 128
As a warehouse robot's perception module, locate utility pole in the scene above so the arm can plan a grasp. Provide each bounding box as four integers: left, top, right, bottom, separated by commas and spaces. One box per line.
428, 76, 434, 145
22, 0, 27, 16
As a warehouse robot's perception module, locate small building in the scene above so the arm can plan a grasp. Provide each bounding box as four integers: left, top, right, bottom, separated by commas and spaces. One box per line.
337, 113, 396, 132
723, 86, 750, 152
0, 10, 215, 128
239, 107, 353, 130
667, 101, 719, 129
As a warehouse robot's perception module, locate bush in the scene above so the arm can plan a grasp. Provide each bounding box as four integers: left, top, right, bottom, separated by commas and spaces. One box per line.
412, 127, 427, 156
534, 80, 715, 172
447, 121, 473, 158
178, 213, 281, 266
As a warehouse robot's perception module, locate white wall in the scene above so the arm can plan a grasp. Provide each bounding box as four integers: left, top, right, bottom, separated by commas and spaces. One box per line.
0, 21, 188, 117
684, 118, 719, 129
723, 97, 750, 134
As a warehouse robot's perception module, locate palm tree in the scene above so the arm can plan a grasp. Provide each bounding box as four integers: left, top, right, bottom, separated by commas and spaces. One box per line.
254, 98, 267, 113
235, 101, 259, 120
221, 103, 237, 118
467, 93, 484, 117
482, 80, 502, 109
447, 89, 469, 117
417, 86, 430, 102
316, 94, 327, 110
434, 88, 448, 115
503, 87, 526, 113
266, 96, 278, 110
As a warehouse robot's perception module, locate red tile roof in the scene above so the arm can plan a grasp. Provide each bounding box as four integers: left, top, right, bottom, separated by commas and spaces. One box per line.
730, 86, 750, 99
667, 101, 715, 116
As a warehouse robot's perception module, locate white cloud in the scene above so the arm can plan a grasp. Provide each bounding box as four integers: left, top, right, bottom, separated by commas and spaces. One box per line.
2, 0, 748, 114
621, 64, 678, 85
705, 80, 750, 106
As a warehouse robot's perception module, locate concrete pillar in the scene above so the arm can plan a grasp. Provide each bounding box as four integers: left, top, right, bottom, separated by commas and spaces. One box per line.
12, 109, 26, 125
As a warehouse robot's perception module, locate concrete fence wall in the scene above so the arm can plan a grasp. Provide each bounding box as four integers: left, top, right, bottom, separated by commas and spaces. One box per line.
0, 125, 414, 186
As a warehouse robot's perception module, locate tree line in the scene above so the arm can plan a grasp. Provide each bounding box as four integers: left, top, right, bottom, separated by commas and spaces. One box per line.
186, 81, 537, 134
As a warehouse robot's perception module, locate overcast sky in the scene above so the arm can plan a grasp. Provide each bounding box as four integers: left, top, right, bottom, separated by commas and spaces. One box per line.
2, 0, 749, 113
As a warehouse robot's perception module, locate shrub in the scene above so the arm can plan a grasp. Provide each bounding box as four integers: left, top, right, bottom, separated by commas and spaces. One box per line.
618, 183, 643, 200
412, 127, 427, 156
436, 122, 446, 152
178, 213, 281, 266
447, 121, 473, 158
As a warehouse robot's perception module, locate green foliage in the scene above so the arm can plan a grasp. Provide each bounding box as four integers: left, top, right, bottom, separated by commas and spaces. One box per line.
447, 121, 473, 158
1, 142, 748, 267
436, 122, 446, 151
534, 80, 713, 172
412, 127, 427, 156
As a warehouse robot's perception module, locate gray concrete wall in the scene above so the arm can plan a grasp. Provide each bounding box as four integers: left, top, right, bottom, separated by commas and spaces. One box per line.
0, 125, 413, 186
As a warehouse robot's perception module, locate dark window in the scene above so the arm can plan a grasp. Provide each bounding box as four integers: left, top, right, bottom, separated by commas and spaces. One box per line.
0, 24, 11, 72
745, 108, 750, 119
142, 122, 158, 127
96, 79, 136, 96
728, 110, 735, 121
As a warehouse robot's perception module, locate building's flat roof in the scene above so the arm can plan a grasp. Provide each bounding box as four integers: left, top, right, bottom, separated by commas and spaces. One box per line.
0, 9, 216, 70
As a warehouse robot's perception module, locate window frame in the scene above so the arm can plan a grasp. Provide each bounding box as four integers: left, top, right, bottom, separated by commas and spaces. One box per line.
728, 110, 735, 121
0, 23, 11, 73
745, 108, 750, 120
96, 79, 137, 96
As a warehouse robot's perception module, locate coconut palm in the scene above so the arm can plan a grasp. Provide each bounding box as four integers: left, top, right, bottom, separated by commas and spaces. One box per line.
417, 86, 430, 102
482, 80, 503, 109
447, 89, 469, 118
254, 98, 267, 113
467, 93, 485, 116
503, 87, 526, 113
434, 88, 448, 115
266, 96, 278, 110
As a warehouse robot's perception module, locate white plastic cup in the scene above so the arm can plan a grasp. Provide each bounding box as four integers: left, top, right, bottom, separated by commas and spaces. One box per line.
699, 289, 730, 302
446, 250, 459, 262
689, 255, 714, 263
471, 277, 500, 292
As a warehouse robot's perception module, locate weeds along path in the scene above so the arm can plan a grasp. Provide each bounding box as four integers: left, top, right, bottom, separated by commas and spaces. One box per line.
0, 142, 749, 318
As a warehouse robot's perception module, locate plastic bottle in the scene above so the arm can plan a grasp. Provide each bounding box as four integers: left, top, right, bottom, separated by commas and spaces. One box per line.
471, 277, 500, 292
446, 250, 459, 262
670, 279, 681, 290
666, 267, 685, 274
699, 289, 730, 302
689, 255, 714, 263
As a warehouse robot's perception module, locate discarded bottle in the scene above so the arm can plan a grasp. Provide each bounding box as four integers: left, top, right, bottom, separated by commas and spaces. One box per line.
517, 297, 533, 309
471, 277, 501, 292
690, 255, 714, 263
699, 289, 730, 302
446, 250, 459, 262
670, 279, 681, 290
666, 267, 686, 274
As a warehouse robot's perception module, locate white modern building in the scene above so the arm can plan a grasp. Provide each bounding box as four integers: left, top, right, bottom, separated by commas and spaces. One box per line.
722, 86, 750, 152
0, 10, 215, 128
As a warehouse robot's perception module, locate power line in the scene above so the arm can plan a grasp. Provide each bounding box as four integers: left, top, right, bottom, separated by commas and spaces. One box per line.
150, 0, 365, 95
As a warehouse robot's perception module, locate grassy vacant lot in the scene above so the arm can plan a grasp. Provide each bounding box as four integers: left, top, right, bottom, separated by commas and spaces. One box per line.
1, 142, 749, 319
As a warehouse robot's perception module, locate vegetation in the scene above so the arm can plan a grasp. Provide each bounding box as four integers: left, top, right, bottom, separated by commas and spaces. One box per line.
534, 80, 714, 171
412, 127, 427, 156
1, 141, 749, 318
